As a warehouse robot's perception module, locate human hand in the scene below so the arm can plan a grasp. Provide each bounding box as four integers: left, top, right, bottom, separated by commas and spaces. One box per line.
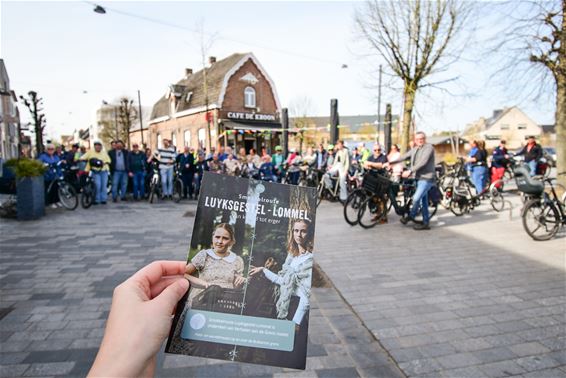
88, 261, 189, 378
128, 172, 134, 177
248, 266, 264, 276
234, 275, 247, 287
401, 170, 411, 178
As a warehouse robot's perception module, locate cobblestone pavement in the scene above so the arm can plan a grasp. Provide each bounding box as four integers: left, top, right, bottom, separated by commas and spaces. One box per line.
315, 195, 565, 378
0, 201, 402, 378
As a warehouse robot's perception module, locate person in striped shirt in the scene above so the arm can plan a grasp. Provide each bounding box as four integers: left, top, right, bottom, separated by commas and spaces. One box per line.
155, 139, 177, 199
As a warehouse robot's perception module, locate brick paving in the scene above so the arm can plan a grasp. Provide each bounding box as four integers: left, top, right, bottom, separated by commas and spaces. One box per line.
0, 201, 402, 378
315, 196, 565, 378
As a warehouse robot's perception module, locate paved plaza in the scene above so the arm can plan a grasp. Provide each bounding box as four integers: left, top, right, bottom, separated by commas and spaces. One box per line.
0, 195, 565, 377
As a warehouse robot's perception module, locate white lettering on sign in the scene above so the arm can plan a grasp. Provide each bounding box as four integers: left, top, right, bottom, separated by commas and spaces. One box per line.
227, 112, 276, 122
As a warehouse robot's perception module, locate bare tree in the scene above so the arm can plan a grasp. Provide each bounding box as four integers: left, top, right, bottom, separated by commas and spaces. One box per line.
196, 20, 218, 152
99, 97, 137, 147
117, 97, 138, 149
289, 96, 315, 153
489, 1, 565, 186
355, 0, 472, 152
19, 91, 46, 157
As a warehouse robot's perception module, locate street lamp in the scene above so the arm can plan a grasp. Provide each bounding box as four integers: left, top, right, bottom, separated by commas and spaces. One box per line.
93, 5, 106, 14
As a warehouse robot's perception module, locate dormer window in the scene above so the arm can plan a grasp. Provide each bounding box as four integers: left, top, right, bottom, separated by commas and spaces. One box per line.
244, 87, 256, 108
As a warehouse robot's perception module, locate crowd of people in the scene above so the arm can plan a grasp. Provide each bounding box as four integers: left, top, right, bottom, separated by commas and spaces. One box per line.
33, 133, 546, 220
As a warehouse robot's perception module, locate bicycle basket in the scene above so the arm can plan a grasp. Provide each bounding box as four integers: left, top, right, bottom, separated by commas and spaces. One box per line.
514, 166, 544, 195
362, 173, 392, 195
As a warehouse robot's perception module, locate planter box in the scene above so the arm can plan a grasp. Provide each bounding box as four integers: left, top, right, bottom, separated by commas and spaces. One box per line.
16, 176, 45, 221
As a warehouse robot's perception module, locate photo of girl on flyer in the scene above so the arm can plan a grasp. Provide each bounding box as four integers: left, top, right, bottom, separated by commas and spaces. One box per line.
249, 218, 314, 331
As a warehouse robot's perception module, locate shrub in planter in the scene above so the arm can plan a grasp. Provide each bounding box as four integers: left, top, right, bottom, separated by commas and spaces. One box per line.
5, 159, 47, 220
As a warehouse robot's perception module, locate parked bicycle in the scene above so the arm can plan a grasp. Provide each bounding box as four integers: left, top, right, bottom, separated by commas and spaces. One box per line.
518, 170, 566, 241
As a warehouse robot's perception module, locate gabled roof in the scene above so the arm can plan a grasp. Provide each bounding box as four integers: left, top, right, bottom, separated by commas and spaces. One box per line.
151, 53, 246, 120
150, 53, 281, 122
541, 124, 555, 134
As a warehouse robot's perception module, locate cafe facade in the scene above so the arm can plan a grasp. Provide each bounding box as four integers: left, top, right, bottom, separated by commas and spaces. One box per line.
148, 53, 283, 153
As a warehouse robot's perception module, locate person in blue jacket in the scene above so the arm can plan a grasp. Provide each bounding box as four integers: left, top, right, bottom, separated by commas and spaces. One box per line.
38, 143, 61, 205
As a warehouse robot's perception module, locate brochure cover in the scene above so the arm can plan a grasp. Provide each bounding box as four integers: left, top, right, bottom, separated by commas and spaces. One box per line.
166, 171, 317, 370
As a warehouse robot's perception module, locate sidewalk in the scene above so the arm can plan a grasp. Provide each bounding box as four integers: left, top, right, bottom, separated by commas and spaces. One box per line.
0, 201, 402, 378
314, 197, 565, 378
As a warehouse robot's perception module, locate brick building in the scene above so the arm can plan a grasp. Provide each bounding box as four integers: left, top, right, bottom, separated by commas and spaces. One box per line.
0, 59, 21, 160
148, 53, 282, 153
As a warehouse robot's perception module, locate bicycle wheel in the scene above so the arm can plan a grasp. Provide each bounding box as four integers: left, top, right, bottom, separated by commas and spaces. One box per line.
149, 183, 158, 204
490, 186, 504, 212
358, 195, 387, 229
343, 189, 367, 226
522, 199, 561, 241
81, 183, 95, 209
316, 182, 324, 207
58, 182, 78, 210
450, 198, 468, 216
172, 179, 183, 203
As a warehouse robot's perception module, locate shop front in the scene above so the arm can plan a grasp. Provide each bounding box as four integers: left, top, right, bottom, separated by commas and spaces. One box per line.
218, 110, 283, 154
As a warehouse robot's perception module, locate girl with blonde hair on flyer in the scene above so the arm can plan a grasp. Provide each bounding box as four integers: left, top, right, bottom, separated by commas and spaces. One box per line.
249, 218, 313, 328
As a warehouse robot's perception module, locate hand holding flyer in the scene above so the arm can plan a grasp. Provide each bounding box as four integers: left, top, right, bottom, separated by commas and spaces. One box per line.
166, 172, 317, 369
89, 261, 189, 377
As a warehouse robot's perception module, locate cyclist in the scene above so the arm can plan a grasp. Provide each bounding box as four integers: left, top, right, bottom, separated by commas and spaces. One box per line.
323, 140, 349, 201
285, 148, 302, 185
363, 144, 388, 174
386, 132, 436, 230
38, 143, 61, 206
466, 140, 488, 196
515, 136, 543, 176
80, 141, 111, 205
491, 139, 509, 189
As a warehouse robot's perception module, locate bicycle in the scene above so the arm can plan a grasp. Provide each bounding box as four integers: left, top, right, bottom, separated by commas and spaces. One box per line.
519, 172, 566, 241
44, 162, 78, 210
172, 167, 184, 203
80, 171, 97, 208
317, 171, 343, 207
148, 161, 161, 204
357, 174, 438, 229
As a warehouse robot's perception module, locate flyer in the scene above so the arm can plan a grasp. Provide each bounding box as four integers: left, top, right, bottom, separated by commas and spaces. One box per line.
166, 171, 318, 370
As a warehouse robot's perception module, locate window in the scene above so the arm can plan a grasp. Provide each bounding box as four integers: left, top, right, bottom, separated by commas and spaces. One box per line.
184, 130, 191, 147
518, 124, 527, 130
198, 128, 206, 148
244, 87, 256, 108
500, 124, 509, 130
171, 133, 177, 147
157, 133, 162, 149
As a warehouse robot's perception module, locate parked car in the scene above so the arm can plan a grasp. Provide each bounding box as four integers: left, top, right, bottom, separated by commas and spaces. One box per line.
542, 147, 556, 167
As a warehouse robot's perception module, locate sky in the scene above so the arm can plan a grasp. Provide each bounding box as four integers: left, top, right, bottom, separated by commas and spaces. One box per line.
1, 0, 556, 141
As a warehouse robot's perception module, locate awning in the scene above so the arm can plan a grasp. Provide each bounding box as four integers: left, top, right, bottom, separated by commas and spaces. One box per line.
222, 120, 283, 132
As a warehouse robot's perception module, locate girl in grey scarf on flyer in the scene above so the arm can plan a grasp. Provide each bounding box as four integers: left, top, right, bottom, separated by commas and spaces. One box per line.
250, 219, 314, 330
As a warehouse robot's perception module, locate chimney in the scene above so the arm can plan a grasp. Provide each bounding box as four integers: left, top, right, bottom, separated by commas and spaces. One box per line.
184, 68, 193, 78
492, 109, 502, 119
209, 56, 216, 65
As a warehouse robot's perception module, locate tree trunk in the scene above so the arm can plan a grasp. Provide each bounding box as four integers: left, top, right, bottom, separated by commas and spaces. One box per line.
555, 74, 566, 188
401, 82, 417, 153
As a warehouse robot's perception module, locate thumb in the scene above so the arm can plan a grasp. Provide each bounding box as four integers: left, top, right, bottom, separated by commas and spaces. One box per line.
152, 278, 189, 314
